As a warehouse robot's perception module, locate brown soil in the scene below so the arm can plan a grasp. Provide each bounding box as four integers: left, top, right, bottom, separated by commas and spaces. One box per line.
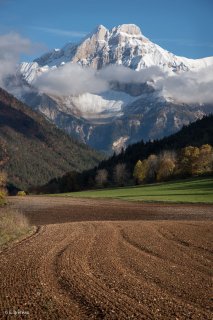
0, 196, 212, 319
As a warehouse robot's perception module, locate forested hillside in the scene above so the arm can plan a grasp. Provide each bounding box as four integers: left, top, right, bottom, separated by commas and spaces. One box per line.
0, 88, 103, 190
37, 114, 213, 193
97, 114, 213, 173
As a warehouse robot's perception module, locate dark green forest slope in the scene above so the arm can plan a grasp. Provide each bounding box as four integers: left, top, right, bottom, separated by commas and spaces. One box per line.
0, 88, 103, 190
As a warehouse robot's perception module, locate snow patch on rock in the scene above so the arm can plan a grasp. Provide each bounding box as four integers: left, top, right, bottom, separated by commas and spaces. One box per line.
112, 136, 129, 154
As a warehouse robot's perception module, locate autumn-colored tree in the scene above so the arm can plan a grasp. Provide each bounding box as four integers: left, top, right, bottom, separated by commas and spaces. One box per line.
179, 146, 200, 176
133, 160, 148, 184
95, 169, 108, 187
195, 144, 213, 175
157, 151, 176, 181
113, 163, 128, 186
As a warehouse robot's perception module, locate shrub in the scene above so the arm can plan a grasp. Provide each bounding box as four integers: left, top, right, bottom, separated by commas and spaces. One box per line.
0, 171, 7, 188
17, 191, 27, 196
0, 187, 7, 199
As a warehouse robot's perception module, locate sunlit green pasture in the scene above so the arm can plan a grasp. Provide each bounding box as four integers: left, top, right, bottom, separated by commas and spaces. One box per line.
54, 177, 213, 203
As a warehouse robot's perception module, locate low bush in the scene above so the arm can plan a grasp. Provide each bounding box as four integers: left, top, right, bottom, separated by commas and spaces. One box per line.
0, 188, 7, 205
17, 191, 27, 196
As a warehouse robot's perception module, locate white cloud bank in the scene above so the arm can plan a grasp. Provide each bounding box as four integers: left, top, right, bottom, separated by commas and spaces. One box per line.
156, 66, 213, 104
0, 32, 212, 105
33, 64, 165, 96
33, 63, 108, 95
99, 65, 165, 83
33, 63, 213, 104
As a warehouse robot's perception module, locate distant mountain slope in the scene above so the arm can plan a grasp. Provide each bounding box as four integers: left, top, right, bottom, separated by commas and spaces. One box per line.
21, 88, 213, 154
0, 88, 103, 190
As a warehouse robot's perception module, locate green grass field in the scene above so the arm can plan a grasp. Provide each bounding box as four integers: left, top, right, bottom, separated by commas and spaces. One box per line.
55, 177, 213, 203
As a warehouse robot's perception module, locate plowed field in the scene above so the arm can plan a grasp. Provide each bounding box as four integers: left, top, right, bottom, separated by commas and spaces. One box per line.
0, 196, 212, 319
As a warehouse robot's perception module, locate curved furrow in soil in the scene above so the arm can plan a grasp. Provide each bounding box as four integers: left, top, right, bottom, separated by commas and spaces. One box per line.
35, 223, 90, 320
157, 222, 213, 261
54, 222, 151, 319
0, 225, 90, 319
88, 222, 186, 319
121, 221, 212, 275
86, 221, 212, 320
115, 222, 212, 318
87, 222, 158, 319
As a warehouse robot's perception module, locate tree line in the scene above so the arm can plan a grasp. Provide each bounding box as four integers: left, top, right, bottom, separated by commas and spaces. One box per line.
87, 144, 213, 187
133, 144, 213, 184
34, 143, 212, 194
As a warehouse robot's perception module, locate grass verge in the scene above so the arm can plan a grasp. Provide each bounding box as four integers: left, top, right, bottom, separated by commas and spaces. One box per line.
53, 177, 213, 204
0, 208, 32, 249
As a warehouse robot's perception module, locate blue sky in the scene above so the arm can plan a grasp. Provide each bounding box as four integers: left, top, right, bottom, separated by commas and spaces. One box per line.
0, 0, 213, 60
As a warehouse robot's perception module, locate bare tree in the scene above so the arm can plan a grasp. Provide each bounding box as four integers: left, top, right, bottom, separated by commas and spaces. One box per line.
146, 154, 159, 181
113, 163, 128, 186
95, 169, 108, 187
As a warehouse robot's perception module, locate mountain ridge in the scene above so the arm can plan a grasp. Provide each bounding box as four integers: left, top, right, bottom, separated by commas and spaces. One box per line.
0, 87, 103, 190
19, 23, 213, 83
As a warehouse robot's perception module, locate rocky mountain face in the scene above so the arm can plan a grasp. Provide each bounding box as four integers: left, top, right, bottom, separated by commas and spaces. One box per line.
20, 24, 213, 76
13, 24, 213, 153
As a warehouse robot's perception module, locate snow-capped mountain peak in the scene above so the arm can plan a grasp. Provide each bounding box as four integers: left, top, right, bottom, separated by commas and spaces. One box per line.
14, 24, 213, 154
112, 24, 142, 36
90, 24, 108, 36
19, 23, 213, 85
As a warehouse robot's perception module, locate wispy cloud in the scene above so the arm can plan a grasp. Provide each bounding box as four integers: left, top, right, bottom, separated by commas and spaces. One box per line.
31, 26, 87, 38
153, 38, 213, 48
33, 63, 108, 96
33, 64, 165, 96
155, 66, 213, 104
0, 32, 35, 86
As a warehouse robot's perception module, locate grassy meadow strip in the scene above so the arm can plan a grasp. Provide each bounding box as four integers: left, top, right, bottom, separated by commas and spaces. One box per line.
53, 177, 213, 203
